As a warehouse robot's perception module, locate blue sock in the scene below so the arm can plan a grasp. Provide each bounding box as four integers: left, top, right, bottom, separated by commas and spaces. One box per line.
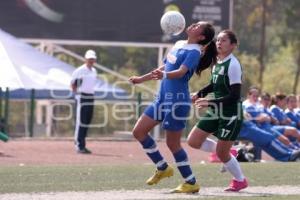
173, 148, 196, 184
140, 135, 167, 170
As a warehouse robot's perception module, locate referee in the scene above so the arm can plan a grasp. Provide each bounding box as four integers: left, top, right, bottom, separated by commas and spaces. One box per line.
71, 50, 98, 154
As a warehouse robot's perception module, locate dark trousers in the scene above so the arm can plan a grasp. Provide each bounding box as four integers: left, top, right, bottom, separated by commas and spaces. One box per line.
74, 93, 94, 150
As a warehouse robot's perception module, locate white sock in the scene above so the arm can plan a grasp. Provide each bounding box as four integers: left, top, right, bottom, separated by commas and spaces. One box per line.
200, 138, 217, 152
224, 155, 245, 181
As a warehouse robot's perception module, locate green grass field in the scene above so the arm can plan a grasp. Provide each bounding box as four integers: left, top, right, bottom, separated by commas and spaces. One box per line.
0, 162, 299, 199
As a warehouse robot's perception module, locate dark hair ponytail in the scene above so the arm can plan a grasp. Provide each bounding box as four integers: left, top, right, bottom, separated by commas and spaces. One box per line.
196, 41, 217, 75
195, 22, 217, 75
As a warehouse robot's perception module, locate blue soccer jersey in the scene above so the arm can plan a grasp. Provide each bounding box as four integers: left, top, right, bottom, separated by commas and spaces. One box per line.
285, 108, 300, 127
159, 40, 201, 102
271, 105, 297, 127
270, 105, 287, 123
243, 102, 284, 137
243, 101, 271, 129
144, 40, 201, 131
262, 107, 275, 118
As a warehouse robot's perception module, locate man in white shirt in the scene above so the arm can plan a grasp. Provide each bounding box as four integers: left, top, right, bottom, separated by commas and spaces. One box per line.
71, 50, 98, 154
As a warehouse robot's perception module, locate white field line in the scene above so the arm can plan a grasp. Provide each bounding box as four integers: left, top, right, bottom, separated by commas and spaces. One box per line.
1, 185, 300, 200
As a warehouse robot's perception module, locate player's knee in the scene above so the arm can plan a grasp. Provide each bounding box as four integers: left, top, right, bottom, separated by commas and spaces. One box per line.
187, 138, 201, 149
132, 128, 145, 142
166, 140, 181, 153
216, 151, 231, 163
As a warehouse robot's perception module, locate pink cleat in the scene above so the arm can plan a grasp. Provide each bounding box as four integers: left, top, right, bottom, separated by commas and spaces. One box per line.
224, 178, 248, 192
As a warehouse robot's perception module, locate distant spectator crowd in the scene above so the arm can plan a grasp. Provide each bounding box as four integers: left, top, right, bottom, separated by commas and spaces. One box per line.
238, 86, 300, 162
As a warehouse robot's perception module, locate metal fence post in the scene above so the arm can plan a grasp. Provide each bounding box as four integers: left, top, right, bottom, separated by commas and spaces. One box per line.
29, 89, 35, 137
4, 88, 9, 134
137, 92, 142, 117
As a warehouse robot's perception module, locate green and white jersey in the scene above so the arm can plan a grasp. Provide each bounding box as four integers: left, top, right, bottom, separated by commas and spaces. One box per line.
211, 53, 242, 110
211, 53, 242, 97
197, 54, 243, 141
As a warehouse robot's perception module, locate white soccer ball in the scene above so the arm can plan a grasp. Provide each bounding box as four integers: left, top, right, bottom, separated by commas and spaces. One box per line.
160, 11, 186, 36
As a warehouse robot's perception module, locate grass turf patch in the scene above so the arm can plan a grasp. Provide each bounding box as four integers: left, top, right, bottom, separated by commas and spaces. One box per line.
0, 162, 299, 194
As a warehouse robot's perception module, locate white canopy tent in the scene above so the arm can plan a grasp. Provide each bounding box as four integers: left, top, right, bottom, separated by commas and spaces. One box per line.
0, 28, 126, 99
0, 28, 128, 137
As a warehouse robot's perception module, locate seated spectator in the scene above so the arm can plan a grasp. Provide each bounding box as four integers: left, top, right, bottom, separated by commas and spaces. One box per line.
285, 94, 300, 129
261, 92, 300, 147
270, 93, 296, 127
238, 112, 300, 162
295, 95, 300, 114
243, 88, 296, 148
260, 92, 280, 125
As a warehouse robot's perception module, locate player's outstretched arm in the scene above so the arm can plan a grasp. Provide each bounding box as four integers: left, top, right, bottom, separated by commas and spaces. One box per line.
129, 65, 165, 84
129, 73, 151, 84
151, 65, 188, 80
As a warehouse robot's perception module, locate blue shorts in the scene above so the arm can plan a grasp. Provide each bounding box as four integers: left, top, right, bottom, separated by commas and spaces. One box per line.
263, 127, 283, 137
144, 101, 190, 131
272, 125, 285, 134
239, 121, 275, 146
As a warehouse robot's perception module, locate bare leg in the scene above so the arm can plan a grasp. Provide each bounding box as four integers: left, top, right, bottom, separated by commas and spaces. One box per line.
277, 135, 292, 146
132, 114, 159, 142
187, 126, 212, 150
284, 127, 300, 143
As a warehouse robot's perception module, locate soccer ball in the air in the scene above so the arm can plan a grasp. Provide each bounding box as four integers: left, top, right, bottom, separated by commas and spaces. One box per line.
160, 11, 186, 36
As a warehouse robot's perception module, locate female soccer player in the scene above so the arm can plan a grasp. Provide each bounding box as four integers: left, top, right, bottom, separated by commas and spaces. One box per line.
187, 30, 248, 192
270, 93, 300, 138
260, 92, 300, 147
285, 94, 300, 129
244, 88, 294, 147
129, 21, 217, 193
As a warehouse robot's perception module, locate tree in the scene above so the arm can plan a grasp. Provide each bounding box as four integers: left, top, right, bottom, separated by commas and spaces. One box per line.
284, 0, 300, 93
258, 0, 267, 90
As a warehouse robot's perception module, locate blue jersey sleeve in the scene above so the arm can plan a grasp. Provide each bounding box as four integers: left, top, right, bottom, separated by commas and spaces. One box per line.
181, 50, 200, 72
286, 111, 300, 125
245, 105, 259, 118
271, 107, 284, 122
263, 108, 271, 116
163, 58, 167, 64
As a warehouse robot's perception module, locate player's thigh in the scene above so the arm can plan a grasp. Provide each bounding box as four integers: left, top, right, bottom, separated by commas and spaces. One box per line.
187, 126, 211, 149
272, 125, 285, 134
132, 114, 160, 141
283, 126, 299, 137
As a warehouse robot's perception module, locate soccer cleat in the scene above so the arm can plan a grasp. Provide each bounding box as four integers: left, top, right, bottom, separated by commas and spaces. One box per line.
77, 148, 92, 154
146, 166, 174, 185
171, 182, 200, 193
289, 150, 300, 161
224, 178, 248, 192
